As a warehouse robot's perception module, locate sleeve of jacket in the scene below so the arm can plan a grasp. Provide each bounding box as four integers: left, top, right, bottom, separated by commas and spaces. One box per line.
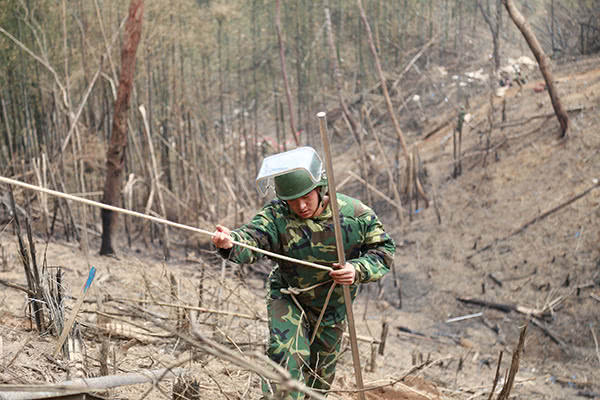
220, 201, 281, 264
349, 206, 396, 284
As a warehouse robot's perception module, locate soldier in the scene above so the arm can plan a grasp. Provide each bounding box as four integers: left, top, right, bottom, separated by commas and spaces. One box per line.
212, 147, 395, 399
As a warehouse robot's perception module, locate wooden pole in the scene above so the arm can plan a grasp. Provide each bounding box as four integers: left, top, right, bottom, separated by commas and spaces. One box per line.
317, 111, 366, 400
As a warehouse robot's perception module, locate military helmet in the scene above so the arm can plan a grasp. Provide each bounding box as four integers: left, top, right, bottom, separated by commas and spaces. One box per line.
274, 170, 327, 200
256, 146, 327, 200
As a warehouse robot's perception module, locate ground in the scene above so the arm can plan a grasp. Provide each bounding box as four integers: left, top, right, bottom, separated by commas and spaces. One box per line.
0, 56, 599, 400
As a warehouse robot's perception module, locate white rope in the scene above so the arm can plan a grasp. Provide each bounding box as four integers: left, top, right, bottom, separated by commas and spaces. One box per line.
281, 279, 335, 345
0, 176, 332, 272
280, 279, 332, 296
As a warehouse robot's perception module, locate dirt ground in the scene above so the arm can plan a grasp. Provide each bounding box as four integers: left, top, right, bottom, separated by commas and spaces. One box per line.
1, 56, 599, 400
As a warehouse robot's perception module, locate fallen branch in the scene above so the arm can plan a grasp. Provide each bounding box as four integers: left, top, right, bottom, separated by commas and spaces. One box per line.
0, 279, 35, 296
343, 332, 381, 344
530, 317, 569, 353
0, 368, 184, 400
423, 115, 455, 140
91, 320, 172, 342
468, 181, 600, 259
499, 106, 583, 130
457, 296, 551, 319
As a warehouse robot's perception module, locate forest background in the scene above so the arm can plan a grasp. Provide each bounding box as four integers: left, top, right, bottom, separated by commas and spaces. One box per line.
0, 0, 595, 245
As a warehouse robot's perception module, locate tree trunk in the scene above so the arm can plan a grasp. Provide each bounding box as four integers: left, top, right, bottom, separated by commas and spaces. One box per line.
275, 0, 299, 147
100, 0, 144, 255
323, 1, 359, 138
356, 0, 409, 160
477, 0, 501, 73
502, 0, 569, 137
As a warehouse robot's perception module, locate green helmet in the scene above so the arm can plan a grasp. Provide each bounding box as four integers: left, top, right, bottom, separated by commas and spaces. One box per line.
274, 170, 327, 200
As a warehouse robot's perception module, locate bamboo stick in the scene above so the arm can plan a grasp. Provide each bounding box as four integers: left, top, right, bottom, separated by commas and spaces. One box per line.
0, 176, 332, 272
140, 104, 170, 260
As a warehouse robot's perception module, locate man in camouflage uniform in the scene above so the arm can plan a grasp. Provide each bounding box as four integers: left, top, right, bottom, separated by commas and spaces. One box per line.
212, 150, 395, 399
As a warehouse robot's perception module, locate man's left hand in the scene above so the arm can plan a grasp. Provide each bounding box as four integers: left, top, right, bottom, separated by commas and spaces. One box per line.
329, 262, 356, 285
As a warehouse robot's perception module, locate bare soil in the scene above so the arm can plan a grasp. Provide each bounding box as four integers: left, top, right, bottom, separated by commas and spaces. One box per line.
1, 56, 599, 400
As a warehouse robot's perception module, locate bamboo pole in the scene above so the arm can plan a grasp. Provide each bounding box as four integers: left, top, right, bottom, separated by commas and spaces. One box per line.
140, 104, 170, 260
0, 176, 332, 272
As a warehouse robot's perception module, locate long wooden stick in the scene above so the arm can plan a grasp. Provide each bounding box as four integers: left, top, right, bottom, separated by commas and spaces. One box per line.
317, 111, 365, 399
0, 176, 332, 272
0, 368, 184, 400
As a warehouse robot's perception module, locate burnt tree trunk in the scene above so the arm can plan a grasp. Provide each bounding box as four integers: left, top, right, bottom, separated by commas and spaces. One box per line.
502, 0, 569, 137
100, 0, 144, 255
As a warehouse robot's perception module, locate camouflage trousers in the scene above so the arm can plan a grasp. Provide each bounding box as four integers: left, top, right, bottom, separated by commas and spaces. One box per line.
262, 289, 345, 400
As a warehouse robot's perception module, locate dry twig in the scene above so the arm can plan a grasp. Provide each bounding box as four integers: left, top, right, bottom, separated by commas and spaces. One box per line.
469, 181, 600, 259
590, 324, 600, 367
495, 324, 527, 400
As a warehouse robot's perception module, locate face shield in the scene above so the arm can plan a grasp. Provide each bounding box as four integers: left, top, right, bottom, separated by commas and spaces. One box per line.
255, 147, 323, 197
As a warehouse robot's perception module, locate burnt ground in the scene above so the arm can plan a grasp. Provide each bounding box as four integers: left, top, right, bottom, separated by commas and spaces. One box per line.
1, 55, 599, 400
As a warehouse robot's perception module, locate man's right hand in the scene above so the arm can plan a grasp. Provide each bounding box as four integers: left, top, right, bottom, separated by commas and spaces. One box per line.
212, 225, 233, 249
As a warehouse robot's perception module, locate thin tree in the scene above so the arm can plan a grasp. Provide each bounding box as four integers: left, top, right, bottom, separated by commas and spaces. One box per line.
502, 0, 569, 137
323, 0, 359, 137
356, 0, 409, 160
478, 0, 502, 72
100, 0, 144, 255
275, 0, 300, 147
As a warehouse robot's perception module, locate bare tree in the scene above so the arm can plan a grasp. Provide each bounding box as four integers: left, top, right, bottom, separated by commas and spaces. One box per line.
356, 0, 409, 160
478, 0, 502, 72
502, 0, 569, 137
100, 0, 144, 255
275, 0, 300, 147
323, 0, 359, 137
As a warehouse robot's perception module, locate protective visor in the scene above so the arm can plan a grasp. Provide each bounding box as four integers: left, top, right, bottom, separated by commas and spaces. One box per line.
255, 146, 323, 197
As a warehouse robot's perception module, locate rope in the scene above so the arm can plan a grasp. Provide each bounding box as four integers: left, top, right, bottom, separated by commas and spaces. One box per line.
281, 279, 335, 345
280, 279, 332, 296
0, 176, 332, 272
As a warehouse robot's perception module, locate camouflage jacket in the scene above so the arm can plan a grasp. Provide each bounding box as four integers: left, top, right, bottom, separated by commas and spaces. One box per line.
221, 193, 395, 325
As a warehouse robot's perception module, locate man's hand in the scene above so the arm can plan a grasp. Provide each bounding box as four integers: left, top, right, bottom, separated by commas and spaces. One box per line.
212, 225, 233, 249
329, 262, 356, 285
